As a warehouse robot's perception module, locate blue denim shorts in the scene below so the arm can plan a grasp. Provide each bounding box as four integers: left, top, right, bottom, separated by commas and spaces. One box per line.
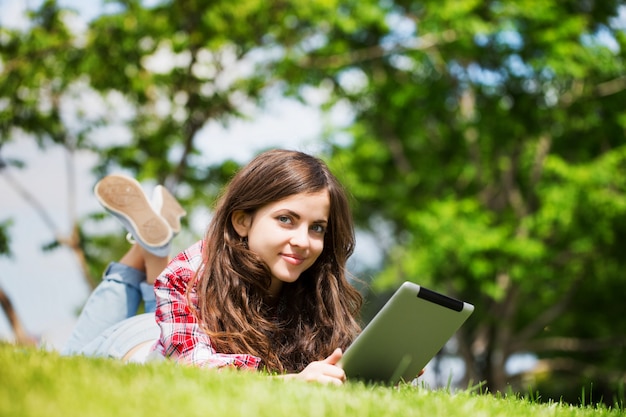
78, 312, 160, 360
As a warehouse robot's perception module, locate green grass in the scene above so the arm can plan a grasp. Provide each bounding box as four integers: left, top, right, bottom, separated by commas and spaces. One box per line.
1, 343, 621, 417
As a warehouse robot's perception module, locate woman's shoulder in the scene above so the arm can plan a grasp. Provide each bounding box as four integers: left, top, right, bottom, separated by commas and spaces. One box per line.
171, 239, 203, 260
165, 240, 204, 278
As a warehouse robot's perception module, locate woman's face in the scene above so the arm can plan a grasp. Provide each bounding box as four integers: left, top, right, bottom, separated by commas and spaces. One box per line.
232, 190, 330, 297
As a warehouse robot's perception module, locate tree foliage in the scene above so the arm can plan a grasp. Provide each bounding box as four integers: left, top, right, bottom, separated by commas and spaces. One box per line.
286, 0, 626, 403
1, 0, 625, 405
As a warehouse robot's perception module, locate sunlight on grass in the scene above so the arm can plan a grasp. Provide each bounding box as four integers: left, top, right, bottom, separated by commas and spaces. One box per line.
0, 343, 621, 417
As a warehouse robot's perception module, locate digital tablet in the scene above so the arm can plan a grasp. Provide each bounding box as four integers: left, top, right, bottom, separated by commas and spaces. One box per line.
339, 281, 474, 384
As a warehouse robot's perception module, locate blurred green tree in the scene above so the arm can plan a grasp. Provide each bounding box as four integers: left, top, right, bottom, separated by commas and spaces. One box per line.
283, 0, 626, 403
1, 0, 625, 404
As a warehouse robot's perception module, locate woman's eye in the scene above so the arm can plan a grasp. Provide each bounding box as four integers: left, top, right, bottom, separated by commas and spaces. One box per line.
311, 224, 326, 234
277, 215, 291, 224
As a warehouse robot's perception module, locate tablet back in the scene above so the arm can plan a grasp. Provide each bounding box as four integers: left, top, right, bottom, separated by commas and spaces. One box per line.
339, 281, 474, 384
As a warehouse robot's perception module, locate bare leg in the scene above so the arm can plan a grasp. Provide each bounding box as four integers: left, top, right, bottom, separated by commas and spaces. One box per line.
143, 248, 169, 285
119, 243, 168, 285
118, 244, 145, 272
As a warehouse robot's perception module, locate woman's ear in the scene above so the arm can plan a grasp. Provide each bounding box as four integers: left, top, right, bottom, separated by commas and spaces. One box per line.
231, 210, 252, 237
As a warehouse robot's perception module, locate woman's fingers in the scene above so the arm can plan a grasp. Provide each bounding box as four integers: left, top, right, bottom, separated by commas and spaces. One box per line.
295, 349, 347, 384
319, 373, 345, 386
322, 348, 343, 365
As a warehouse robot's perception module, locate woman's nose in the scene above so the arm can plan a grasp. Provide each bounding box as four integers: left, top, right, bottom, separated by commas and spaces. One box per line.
289, 225, 310, 247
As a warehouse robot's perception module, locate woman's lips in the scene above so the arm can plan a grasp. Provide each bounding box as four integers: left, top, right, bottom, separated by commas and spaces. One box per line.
281, 253, 304, 265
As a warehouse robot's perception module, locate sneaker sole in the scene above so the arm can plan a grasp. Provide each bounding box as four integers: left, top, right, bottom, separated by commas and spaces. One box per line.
154, 185, 187, 234
95, 175, 172, 247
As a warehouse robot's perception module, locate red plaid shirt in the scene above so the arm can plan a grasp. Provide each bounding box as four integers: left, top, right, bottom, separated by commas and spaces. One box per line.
152, 240, 261, 370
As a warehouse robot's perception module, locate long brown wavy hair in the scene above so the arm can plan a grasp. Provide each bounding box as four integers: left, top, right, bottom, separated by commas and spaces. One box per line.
190, 149, 362, 373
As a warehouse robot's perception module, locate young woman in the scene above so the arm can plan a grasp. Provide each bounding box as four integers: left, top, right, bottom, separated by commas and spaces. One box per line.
63, 149, 362, 385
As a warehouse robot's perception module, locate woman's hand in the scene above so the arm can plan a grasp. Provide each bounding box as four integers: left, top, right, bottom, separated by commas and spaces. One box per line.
279, 348, 346, 385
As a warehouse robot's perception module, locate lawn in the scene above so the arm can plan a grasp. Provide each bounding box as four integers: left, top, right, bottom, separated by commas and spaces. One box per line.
1, 343, 621, 417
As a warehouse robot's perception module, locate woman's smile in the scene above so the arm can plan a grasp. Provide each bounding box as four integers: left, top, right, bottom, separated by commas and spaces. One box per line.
281, 252, 305, 265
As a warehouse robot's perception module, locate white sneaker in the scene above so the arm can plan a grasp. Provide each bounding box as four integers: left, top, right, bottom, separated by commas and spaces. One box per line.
94, 174, 173, 257
151, 185, 186, 235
